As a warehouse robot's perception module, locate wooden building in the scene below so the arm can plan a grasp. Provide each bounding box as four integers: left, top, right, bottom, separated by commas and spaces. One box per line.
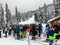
47, 16, 60, 25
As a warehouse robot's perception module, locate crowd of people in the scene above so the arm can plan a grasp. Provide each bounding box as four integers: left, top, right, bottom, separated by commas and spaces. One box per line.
0, 24, 42, 40
0, 22, 60, 45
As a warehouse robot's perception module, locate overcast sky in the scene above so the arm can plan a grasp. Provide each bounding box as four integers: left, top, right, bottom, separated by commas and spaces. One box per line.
0, 0, 53, 14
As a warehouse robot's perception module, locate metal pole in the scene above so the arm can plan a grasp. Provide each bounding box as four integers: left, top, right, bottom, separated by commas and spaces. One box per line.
27, 32, 30, 45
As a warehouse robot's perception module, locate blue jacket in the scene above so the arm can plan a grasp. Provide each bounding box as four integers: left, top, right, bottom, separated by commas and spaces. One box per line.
46, 24, 50, 30
47, 30, 54, 36
16, 26, 20, 33
0, 28, 2, 31
46, 30, 51, 35
46, 23, 50, 35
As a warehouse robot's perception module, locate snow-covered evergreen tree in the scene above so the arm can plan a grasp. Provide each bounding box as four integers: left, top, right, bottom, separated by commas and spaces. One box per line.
5, 3, 12, 25
0, 4, 4, 25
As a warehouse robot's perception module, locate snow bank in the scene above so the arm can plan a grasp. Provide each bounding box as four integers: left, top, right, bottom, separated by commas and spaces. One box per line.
42, 23, 46, 33
19, 15, 38, 24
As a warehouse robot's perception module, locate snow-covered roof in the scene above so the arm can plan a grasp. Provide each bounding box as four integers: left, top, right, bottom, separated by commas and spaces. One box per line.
47, 16, 60, 23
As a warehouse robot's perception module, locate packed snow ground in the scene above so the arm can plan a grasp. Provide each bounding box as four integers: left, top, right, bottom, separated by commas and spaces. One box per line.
0, 33, 60, 45
0, 35, 48, 45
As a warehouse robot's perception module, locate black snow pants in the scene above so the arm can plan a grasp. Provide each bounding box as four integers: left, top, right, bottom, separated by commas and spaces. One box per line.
0, 31, 1, 38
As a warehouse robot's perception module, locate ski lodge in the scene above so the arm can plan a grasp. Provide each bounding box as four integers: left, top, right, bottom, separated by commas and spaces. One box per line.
47, 16, 60, 25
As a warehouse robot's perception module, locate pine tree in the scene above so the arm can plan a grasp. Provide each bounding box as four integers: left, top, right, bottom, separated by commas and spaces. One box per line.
15, 7, 18, 17
5, 3, 8, 12
5, 3, 12, 25
15, 6, 21, 24
39, 7, 43, 23
53, 0, 60, 17
44, 3, 48, 23
34, 13, 39, 22
18, 12, 21, 22
0, 4, 4, 25
1, 4, 4, 24
15, 6, 18, 24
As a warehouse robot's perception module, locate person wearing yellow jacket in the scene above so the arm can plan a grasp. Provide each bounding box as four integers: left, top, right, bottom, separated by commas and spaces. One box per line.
49, 26, 58, 45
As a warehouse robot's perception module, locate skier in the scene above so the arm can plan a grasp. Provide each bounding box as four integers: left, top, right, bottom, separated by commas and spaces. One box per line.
31, 24, 37, 40
2, 26, 5, 34
58, 23, 60, 39
46, 23, 51, 41
28, 24, 33, 36
22, 25, 27, 38
15, 25, 20, 39
49, 26, 55, 45
12, 25, 16, 37
8, 25, 12, 35
4, 26, 8, 37
20, 29, 24, 39
53, 22, 59, 45
19, 25, 23, 39
38, 23, 42, 37
0, 26, 2, 38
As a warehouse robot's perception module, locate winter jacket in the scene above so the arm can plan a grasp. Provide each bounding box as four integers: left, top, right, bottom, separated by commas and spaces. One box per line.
0, 28, 2, 31
48, 28, 57, 40
46, 24, 50, 31
27, 25, 32, 32
16, 26, 20, 33
31, 24, 36, 36
5, 27, 7, 32
38, 24, 42, 33
49, 32, 58, 40
46, 23, 50, 35
8, 27, 12, 30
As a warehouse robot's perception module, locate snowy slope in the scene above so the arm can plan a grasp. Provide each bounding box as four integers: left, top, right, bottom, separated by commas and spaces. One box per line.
0, 36, 49, 45
1, 35, 60, 45
0, 31, 48, 45
0, 32, 60, 45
